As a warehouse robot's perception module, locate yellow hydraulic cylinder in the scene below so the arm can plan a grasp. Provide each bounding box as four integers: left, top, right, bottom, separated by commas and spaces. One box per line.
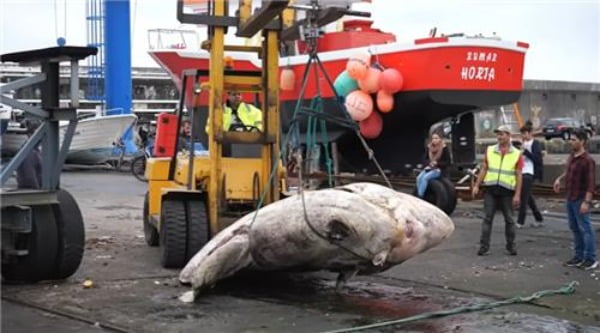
207, 0, 226, 237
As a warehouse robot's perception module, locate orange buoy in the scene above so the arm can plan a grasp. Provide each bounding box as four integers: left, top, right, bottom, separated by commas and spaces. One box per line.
345, 90, 373, 121
376, 90, 394, 113
360, 111, 383, 139
224, 56, 235, 69
379, 68, 404, 94
345, 51, 371, 80
280, 67, 296, 91
358, 66, 382, 94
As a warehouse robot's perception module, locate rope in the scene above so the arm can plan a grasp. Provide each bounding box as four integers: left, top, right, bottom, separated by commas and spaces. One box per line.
313, 52, 393, 189
320, 281, 578, 333
54, 0, 59, 40
319, 116, 334, 187
303, 96, 335, 187
296, 152, 374, 262
63, 0, 67, 40
249, 25, 394, 251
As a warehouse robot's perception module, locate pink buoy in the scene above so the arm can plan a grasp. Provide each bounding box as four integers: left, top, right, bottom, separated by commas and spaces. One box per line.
360, 111, 383, 139
376, 90, 394, 113
280, 67, 296, 91
358, 66, 382, 94
345, 90, 373, 121
345, 51, 371, 80
379, 68, 404, 94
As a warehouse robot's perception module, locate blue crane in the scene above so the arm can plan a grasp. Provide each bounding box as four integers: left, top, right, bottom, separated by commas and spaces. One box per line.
86, 0, 136, 154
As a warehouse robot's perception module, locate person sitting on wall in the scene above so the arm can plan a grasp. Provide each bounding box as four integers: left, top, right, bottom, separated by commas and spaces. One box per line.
416, 131, 451, 198
205, 90, 263, 133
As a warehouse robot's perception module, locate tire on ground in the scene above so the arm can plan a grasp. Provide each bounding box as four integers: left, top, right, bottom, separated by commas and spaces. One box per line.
143, 192, 159, 247
422, 179, 449, 213
160, 199, 187, 268
438, 177, 457, 215
51, 189, 85, 279
1, 205, 59, 282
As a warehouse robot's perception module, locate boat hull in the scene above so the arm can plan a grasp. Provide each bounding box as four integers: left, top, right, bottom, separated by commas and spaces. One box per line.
65, 114, 137, 164
0, 114, 137, 165
149, 37, 527, 173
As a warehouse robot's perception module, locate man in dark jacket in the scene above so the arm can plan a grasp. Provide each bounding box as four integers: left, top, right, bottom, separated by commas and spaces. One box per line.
516, 123, 544, 227
553, 129, 597, 270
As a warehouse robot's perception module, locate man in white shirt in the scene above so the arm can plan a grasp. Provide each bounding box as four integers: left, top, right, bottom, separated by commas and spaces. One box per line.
517, 123, 544, 228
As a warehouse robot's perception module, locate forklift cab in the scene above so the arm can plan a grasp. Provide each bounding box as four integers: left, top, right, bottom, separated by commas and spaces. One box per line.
142, 0, 289, 269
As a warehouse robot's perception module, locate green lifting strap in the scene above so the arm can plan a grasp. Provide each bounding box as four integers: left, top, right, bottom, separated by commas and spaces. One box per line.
304, 96, 334, 187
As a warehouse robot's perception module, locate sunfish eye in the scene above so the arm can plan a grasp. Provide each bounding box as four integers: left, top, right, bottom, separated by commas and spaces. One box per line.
327, 219, 351, 241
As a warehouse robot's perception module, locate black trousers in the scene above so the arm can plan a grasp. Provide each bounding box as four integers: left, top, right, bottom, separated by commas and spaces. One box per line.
517, 174, 543, 225
480, 189, 516, 248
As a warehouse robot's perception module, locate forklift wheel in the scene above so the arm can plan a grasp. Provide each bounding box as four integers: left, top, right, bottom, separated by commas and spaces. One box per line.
185, 200, 210, 261
1, 205, 59, 282
143, 192, 159, 247
438, 178, 457, 216
51, 189, 85, 279
160, 200, 188, 268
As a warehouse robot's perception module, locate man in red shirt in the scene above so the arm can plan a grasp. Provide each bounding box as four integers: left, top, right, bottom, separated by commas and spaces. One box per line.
553, 129, 597, 270
473, 125, 523, 256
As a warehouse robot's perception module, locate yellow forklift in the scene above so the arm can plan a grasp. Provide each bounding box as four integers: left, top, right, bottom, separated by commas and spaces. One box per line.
143, 0, 292, 268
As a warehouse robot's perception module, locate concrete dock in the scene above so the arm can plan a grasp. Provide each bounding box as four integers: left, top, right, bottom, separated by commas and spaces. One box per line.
2, 171, 600, 332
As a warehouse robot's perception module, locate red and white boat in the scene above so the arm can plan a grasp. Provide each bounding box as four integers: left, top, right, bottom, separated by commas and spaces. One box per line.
148, 18, 528, 174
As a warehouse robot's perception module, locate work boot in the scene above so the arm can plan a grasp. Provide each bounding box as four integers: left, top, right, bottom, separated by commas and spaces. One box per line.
564, 257, 583, 267
580, 260, 599, 270
506, 244, 517, 256
477, 246, 490, 256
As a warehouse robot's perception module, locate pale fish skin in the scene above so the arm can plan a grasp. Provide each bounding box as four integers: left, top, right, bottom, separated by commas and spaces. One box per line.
178, 182, 454, 302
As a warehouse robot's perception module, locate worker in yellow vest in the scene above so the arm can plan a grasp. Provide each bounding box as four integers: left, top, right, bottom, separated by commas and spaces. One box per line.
472, 125, 523, 256
205, 91, 263, 133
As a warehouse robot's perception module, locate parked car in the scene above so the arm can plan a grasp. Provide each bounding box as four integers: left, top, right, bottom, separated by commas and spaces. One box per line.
542, 117, 595, 140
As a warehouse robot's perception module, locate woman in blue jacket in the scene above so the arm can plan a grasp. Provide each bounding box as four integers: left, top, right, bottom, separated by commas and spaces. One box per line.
416, 131, 451, 198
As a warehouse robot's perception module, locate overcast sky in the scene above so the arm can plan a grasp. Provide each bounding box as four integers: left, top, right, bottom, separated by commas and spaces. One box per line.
1, 0, 599, 83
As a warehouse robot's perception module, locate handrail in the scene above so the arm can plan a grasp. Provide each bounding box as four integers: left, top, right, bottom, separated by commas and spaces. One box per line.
147, 28, 202, 51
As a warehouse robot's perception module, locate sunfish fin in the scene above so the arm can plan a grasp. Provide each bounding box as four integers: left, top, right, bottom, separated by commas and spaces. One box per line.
186, 233, 253, 299
335, 268, 359, 292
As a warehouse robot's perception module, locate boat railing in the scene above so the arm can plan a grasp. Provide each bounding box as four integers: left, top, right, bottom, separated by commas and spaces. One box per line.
98, 108, 124, 117
439, 32, 502, 41
147, 28, 202, 51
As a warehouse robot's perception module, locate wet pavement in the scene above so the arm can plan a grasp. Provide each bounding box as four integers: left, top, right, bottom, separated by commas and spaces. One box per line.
2, 171, 600, 332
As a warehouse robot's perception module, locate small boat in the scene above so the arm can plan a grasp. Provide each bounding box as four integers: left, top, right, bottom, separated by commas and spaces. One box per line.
63, 113, 138, 165
1, 113, 137, 165
0, 121, 27, 156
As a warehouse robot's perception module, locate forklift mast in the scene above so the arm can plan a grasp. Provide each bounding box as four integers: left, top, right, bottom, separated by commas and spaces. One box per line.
176, 0, 291, 233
